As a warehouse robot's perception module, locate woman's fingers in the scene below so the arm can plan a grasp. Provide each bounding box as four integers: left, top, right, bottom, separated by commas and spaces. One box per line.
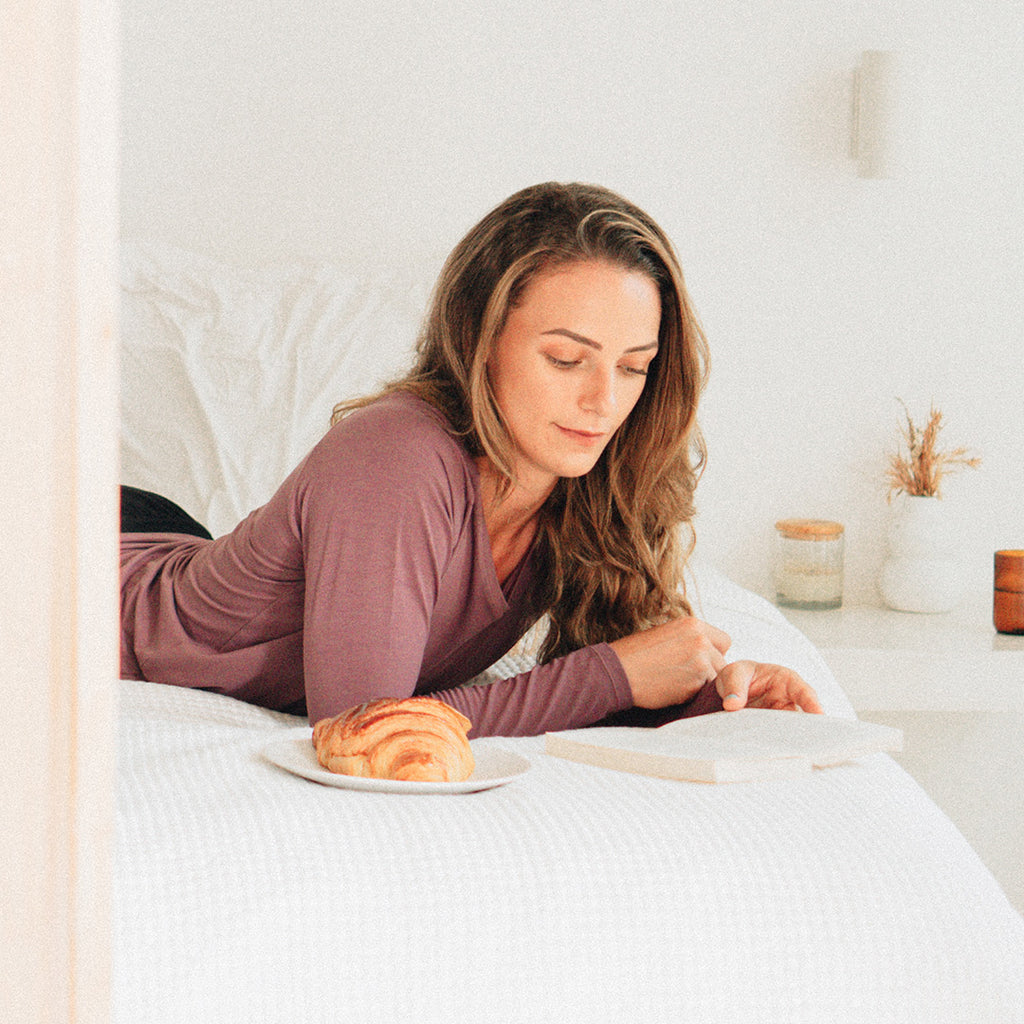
609, 621, 823, 718
703, 622, 732, 657
716, 661, 824, 714
609, 617, 733, 709
715, 660, 754, 710
785, 675, 824, 714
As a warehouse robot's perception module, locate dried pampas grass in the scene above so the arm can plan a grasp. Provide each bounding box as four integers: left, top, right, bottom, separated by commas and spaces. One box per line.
886, 401, 981, 501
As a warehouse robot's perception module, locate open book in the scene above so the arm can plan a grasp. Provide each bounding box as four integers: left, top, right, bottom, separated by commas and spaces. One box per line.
544, 709, 903, 784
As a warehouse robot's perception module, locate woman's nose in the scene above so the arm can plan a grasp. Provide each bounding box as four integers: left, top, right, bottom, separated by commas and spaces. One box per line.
580, 366, 617, 416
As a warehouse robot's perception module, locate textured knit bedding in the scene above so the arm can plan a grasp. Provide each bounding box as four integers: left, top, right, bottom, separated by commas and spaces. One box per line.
113, 566, 1024, 1024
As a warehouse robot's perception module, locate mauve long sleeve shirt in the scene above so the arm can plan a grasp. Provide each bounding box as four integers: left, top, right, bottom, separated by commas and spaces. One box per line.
120, 392, 635, 735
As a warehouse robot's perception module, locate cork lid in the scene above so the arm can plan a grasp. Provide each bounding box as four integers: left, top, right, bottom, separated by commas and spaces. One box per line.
775, 518, 844, 540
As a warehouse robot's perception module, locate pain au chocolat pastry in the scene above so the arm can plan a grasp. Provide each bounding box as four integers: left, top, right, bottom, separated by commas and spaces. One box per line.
312, 697, 475, 782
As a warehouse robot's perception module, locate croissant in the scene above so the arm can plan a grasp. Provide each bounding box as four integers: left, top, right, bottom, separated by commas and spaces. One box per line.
312, 697, 475, 782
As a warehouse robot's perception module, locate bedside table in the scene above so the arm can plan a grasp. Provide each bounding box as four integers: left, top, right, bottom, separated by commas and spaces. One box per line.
780, 599, 1024, 915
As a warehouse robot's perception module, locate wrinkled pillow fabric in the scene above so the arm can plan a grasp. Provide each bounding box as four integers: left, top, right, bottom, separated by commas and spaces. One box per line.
120, 240, 429, 537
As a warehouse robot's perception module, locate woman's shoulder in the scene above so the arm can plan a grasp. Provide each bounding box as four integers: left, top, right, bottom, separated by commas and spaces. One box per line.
299, 391, 476, 499
326, 392, 466, 464
336, 391, 455, 442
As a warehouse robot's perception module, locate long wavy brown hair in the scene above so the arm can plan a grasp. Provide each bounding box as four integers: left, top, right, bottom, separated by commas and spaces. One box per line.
333, 182, 709, 663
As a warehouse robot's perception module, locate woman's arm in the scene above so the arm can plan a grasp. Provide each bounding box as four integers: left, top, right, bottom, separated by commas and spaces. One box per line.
296, 404, 459, 722
294, 399, 633, 734
428, 642, 634, 738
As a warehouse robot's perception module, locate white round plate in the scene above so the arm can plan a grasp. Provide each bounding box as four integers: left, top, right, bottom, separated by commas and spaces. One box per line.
261, 729, 531, 794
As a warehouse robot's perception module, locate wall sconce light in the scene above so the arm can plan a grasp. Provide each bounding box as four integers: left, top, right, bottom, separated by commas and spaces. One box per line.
851, 50, 897, 179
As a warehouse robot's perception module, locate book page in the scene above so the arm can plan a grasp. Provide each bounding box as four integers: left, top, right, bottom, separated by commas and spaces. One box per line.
654, 710, 903, 767
544, 710, 902, 783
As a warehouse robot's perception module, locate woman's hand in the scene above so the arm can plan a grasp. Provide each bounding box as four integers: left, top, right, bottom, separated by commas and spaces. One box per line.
715, 660, 823, 715
609, 617, 823, 716
609, 617, 732, 709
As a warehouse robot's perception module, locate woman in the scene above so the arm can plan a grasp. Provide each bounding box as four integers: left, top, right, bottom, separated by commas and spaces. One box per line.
120, 182, 821, 735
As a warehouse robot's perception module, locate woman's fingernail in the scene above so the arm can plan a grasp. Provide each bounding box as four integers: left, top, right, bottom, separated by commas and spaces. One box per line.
724, 693, 742, 704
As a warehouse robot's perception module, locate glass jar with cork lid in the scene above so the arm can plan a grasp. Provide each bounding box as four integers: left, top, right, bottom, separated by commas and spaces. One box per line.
773, 519, 845, 610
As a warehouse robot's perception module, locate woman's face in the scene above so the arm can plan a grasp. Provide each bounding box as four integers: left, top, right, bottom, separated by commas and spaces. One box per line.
486, 260, 661, 498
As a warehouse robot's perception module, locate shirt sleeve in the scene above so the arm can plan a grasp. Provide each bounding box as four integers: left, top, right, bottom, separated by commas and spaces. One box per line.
296, 404, 470, 724
428, 642, 635, 738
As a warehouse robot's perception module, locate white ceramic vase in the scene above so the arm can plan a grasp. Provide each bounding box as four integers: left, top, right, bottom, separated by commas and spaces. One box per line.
879, 495, 963, 613
876, 493, 962, 610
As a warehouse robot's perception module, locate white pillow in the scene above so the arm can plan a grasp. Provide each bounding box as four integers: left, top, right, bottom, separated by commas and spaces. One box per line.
120, 241, 430, 537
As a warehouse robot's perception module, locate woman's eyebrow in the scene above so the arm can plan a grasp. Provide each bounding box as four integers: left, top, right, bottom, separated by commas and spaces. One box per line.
541, 328, 658, 353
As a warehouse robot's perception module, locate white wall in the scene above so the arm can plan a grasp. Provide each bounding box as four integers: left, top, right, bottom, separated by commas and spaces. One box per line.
120, 0, 1024, 607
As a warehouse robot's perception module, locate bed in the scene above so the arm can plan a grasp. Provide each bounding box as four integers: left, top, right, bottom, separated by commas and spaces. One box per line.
115, 241, 1024, 1023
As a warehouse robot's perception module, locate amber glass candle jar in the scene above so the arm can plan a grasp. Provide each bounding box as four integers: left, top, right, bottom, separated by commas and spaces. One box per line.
994, 550, 1024, 634
773, 519, 845, 610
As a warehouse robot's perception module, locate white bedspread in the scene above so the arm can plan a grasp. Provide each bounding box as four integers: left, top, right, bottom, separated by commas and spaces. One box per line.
113, 569, 1024, 1024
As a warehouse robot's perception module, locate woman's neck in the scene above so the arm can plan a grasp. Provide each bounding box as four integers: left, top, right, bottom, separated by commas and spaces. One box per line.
475, 458, 552, 584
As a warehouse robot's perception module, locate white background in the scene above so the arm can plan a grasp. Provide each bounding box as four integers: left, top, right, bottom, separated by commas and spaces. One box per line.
118, 0, 1024, 606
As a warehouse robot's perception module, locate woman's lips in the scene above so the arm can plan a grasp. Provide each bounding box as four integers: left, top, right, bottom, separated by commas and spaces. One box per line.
556, 425, 607, 445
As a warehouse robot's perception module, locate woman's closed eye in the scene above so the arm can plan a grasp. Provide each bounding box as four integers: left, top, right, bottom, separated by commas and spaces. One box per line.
545, 354, 582, 369
621, 363, 650, 377
545, 353, 650, 377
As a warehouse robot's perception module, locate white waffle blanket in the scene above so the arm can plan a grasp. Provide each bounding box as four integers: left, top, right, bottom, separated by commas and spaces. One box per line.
114, 567, 1024, 1024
